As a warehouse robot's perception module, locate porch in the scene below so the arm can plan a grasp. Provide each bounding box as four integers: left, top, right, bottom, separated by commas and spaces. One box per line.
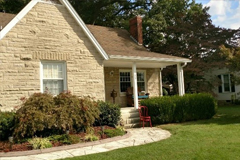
104, 57, 191, 109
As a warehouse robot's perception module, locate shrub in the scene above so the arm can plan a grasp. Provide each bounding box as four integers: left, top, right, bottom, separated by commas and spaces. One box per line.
0, 111, 15, 140
14, 93, 55, 139
28, 137, 52, 149
48, 134, 81, 144
68, 135, 81, 144
104, 128, 125, 138
14, 91, 100, 139
54, 92, 100, 132
95, 101, 121, 127
84, 134, 99, 142
141, 93, 217, 124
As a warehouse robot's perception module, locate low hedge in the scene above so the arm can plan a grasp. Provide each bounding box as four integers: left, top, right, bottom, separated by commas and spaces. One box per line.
140, 93, 217, 124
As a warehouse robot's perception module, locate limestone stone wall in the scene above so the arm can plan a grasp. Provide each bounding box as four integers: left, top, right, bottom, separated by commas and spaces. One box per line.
0, 2, 105, 111
104, 67, 160, 107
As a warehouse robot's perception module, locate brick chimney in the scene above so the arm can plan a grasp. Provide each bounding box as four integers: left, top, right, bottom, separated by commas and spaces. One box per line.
129, 16, 143, 45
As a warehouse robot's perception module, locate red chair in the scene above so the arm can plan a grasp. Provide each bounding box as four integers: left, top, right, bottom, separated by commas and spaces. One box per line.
138, 106, 152, 128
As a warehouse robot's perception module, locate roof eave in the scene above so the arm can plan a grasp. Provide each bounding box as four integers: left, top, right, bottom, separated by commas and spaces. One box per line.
109, 55, 192, 63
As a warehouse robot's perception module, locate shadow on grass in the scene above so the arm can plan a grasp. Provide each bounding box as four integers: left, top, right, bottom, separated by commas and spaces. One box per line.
177, 105, 240, 126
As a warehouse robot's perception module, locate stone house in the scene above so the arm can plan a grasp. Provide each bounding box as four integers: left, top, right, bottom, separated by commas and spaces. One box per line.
0, 0, 191, 111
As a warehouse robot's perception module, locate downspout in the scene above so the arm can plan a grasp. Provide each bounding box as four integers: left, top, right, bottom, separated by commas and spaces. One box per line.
181, 62, 187, 68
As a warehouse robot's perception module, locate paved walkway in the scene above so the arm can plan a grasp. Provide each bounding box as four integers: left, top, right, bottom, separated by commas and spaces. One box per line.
0, 127, 171, 160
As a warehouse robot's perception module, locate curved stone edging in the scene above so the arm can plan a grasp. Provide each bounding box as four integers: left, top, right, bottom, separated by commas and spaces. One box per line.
0, 131, 131, 157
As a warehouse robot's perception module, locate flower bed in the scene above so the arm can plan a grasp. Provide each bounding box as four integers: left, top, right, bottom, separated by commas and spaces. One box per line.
0, 126, 124, 153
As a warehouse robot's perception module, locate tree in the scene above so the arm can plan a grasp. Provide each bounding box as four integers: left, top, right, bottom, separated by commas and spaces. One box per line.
69, 0, 153, 28
2, 0, 239, 94
219, 44, 240, 84
143, 0, 240, 94
0, 0, 30, 13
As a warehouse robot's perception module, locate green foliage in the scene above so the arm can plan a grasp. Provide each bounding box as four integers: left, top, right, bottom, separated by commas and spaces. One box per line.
54, 92, 100, 132
95, 101, 121, 127
13, 92, 100, 139
0, 0, 30, 13
144, 0, 239, 94
48, 134, 81, 144
69, 0, 152, 28
140, 93, 217, 124
0, 111, 15, 140
220, 45, 240, 82
84, 134, 99, 142
28, 137, 52, 149
13, 93, 55, 139
103, 128, 125, 138
162, 88, 168, 96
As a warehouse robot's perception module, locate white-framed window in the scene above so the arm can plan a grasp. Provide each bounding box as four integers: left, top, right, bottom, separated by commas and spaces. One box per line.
119, 70, 146, 94
40, 61, 67, 95
218, 74, 235, 93
120, 71, 131, 93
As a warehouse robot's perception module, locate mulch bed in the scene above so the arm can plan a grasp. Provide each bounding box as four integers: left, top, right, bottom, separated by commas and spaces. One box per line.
0, 126, 115, 153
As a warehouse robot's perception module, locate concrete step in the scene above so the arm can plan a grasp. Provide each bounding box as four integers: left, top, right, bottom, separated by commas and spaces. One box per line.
123, 117, 140, 125
121, 107, 140, 129
121, 112, 139, 119
121, 108, 138, 113
124, 123, 139, 129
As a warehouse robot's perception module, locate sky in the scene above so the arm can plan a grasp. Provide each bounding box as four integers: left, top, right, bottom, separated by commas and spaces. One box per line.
195, 0, 240, 29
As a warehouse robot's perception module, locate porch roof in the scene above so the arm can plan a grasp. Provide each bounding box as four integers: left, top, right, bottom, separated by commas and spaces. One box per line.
87, 25, 191, 68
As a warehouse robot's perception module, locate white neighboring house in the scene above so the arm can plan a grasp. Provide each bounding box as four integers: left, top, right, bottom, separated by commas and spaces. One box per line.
205, 67, 238, 103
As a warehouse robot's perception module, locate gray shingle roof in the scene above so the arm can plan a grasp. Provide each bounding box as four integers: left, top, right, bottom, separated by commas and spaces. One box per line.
87, 25, 190, 61
0, 12, 190, 62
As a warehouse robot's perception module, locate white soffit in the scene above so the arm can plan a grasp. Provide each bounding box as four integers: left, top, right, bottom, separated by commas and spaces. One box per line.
109, 55, 192, 63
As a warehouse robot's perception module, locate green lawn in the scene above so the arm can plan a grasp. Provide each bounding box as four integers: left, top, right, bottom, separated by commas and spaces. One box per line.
63, 105, 240, 160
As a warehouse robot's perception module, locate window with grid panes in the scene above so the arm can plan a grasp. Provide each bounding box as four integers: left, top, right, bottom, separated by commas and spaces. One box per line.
42, 62, 66, 95
223, 74, 230, 92
119, 71, 146, 93
120, 72, 131, 92
137, 72, 145, 91
218, 74, 235, 93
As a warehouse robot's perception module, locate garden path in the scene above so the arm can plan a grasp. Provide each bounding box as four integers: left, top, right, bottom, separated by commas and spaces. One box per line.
0, 127, 171, 160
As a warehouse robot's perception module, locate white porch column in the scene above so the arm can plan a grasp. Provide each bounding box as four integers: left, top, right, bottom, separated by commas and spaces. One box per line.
132, 62, 139, 109
159, 68, 163, 96
181, 65, 185, 95
177, 63, 185, 96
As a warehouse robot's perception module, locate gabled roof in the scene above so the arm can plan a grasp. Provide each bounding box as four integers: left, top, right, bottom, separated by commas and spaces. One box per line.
0, 0, 191, 65
87, 25, 191, 63
0, 0, 109, 60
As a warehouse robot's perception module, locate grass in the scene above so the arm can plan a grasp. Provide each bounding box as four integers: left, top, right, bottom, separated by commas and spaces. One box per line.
63, 105, 240, 160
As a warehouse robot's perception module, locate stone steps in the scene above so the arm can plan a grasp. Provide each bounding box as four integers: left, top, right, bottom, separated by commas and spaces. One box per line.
121, 107, 140, 128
